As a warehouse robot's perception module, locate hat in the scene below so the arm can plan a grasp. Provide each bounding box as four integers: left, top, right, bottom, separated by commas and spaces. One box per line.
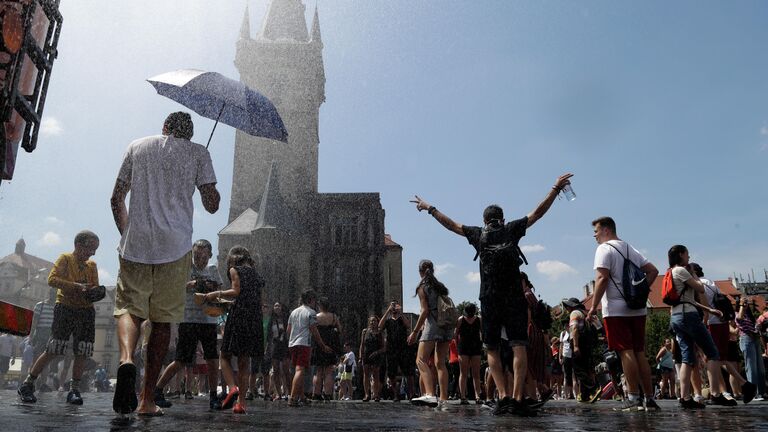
562, 297, 584, 309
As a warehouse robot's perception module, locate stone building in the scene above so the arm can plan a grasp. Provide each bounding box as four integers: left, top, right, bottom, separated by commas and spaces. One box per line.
219, 1, 403, 345
0, 238, 54, 309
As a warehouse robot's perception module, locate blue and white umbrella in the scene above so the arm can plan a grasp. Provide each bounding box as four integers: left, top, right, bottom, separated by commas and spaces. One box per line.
147, 69, 288, 147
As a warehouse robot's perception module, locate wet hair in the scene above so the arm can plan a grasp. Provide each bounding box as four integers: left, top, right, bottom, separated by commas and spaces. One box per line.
227, 245, 254, 269
415, 259, 448, 297
368, 315, 379, 326
668, 245, 688, 268
464, 303, 477, 317
193, 239, 213, 254
269, 302, 288, 329
483, 205, 504, 224
163, 111, 194, 140
301, 289, 318, 305
317, 297, 330, 311
690, 263, 704, 278
591, 216, 616, 234
74, 230, 99, 246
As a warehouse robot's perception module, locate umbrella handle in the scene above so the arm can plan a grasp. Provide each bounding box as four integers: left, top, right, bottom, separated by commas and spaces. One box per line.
206, 102, 227, 149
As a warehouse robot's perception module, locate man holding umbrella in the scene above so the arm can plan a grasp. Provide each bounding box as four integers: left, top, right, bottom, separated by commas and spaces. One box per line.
110, 112, 220, 416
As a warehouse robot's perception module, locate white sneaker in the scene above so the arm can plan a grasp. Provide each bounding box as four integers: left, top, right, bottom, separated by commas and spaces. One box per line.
754, 396, 765, 402
411, 394, 438, 407
436, 400, 451, 410
693, 394, 705, 404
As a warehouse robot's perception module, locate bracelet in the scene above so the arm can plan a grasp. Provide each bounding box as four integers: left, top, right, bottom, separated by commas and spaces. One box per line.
427, 206, 437, 215
552, 185, 562, 192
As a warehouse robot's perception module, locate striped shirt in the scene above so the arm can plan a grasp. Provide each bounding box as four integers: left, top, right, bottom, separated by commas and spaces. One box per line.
736, 311, 758, 337
33, 301, 55, 332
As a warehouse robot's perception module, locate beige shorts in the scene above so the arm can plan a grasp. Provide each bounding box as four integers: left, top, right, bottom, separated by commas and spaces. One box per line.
114, 251, 191, 323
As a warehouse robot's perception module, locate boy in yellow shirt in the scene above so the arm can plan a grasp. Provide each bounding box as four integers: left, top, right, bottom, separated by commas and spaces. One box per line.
18, 231, 100, 405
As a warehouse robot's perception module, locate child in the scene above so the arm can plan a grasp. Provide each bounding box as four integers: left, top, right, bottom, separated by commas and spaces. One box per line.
18, 231, 100, 406
203, 246, 263, 414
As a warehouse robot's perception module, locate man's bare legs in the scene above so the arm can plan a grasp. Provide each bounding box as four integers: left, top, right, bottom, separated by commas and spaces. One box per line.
137, 322, 170, 413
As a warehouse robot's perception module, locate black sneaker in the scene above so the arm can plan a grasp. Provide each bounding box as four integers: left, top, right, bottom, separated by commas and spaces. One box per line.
742, 382, 757, 404
155, 387, 173, 408
209, 394, 222, 410
492, 397, 512, 416
245, 391, 255, 401
711, 393, 738, 407
18, 382, 37, 403
615, 398, 645, 412
644, 398, 661, 411
66, 389, 83, 405
509, 398, 538, 417
185, 391, 194, 400
680, 397, 706, 409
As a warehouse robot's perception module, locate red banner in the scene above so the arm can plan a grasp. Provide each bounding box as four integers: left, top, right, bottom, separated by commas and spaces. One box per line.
0, 300, 33, 336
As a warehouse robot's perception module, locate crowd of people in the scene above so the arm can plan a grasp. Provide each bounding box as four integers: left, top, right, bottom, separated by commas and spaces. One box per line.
7, 112, 768, 420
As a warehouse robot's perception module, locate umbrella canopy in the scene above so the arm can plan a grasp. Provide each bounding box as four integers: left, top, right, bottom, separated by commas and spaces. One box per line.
147, 69, 288, 144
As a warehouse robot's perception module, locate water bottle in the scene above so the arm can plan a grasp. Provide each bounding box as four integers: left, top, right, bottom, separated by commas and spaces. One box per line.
562, 184, 576, 201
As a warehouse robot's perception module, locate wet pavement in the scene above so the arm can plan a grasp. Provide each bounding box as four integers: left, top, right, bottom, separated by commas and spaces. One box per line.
2, 390, 768, 431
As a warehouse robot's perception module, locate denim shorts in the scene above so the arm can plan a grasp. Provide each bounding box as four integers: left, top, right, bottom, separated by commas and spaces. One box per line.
671, 311, 719, 365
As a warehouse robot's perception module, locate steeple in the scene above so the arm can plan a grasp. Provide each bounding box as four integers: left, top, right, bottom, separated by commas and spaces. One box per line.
260, 0, 308, 42
310, 6, 322, 46
15, 237, 25, 255
240, 4, 251, 40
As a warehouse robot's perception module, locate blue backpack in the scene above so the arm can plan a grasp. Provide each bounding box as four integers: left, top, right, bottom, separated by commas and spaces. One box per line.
606, 243, 650, 310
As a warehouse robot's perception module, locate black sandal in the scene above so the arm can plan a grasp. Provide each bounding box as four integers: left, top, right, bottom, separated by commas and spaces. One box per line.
113, 363, 138, 414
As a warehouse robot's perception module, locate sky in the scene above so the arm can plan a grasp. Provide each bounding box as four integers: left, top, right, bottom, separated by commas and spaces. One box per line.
1, 0, 767, 314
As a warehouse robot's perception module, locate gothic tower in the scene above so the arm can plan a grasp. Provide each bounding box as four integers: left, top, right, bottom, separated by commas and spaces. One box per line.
228, 0, 325, 222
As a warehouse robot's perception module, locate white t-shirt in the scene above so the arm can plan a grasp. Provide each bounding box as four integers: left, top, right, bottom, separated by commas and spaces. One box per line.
117, 135, 217, 264
288, 304, 318, 348
593, 239, 650, 317
671, 267, 697, 315
559, 330, 572, 358
701, 278, 725, 325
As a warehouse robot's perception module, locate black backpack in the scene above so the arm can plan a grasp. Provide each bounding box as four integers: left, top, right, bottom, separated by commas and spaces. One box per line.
473, 222, 528, 277
705, 284, 735, 321
606, 243, 650, 310
579, 318, 599, 350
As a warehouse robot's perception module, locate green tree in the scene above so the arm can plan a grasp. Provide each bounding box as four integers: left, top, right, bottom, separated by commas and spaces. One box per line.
455, 301, 476, 317
645, 311, 671, 367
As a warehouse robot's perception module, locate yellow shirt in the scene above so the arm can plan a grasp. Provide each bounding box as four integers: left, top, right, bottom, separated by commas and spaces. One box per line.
47, 253, 99, 308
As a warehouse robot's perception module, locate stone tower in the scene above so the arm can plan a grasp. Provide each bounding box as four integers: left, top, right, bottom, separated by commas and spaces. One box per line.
229, 0, 325, 222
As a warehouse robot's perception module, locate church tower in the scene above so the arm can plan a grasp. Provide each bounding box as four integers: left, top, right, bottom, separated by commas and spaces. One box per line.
228, 0, 325, 222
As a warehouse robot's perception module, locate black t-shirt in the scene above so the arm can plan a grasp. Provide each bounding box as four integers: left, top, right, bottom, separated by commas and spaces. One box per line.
463, 216, 528, 300
384, 317, 408, 352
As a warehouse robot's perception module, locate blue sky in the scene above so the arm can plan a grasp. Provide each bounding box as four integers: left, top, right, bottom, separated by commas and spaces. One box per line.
1, 1, 766, 314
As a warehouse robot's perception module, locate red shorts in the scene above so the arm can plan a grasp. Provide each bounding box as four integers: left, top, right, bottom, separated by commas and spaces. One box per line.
707, 323, 729, 359
603, 315, 646, 352
289, 346, 311, 368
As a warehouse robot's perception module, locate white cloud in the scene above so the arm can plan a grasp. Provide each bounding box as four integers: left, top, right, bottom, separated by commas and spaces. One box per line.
98, 269, 116, 285
536, 260, 577, 281
37, 231, 62, 247
761, 125, 768, 136
45, 216, 64, 225
465, 272, 481, 284
520, 244, 545, 253
40, 117, 63, 137
434, 263, 454, 277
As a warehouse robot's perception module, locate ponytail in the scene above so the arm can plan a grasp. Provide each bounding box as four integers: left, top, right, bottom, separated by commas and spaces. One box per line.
415, 259, 449, 297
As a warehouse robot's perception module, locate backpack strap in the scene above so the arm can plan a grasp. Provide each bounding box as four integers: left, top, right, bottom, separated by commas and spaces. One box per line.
603, 243, 629, 302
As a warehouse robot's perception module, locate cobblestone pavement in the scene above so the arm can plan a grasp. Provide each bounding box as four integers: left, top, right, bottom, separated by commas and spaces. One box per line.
2, 390, 768, 432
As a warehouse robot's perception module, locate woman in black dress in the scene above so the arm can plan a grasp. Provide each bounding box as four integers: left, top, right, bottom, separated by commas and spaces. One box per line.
311, 298, 342, 400
359, 315, 385, 402
204, 246, 263, 414
456, 303, 483, 404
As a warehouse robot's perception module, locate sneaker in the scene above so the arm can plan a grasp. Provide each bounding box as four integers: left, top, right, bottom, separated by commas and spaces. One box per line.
460, 399, 469, 405
287, 399, 303, 407
742, 382, 757, 404
411, 394, 439, 407
209, 394, 222, 410
753, 396, 765, 402
589, 387, 603, 404
436, 400, 450, 410
185, 391, 194, 400
18, 382, 37, 403
711, 393, 738, 407
66, 390, 83, 405
508, 398, 538, 417
476, 399, 485, 405
233, 402, 246, 414
643, 398, 661, 411
154, 388, 173, 408
492, 397, 512, 416
221, 388, 240, 410
615, 398, 645, 412
481, 399, 495, 410
245, 391, 254, 401
693, 394, 705, 404
680, 397, 706, 409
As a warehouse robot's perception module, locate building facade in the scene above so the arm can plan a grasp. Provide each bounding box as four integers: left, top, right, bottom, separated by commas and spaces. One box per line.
219, 1, 402, 345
